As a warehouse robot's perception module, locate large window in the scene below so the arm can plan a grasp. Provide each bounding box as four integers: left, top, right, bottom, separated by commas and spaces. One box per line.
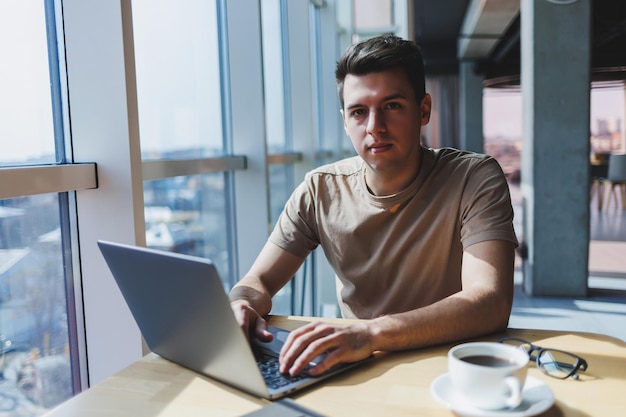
1, 1, 406, 415
0, 1, 87, 414
132, 0, 238, 289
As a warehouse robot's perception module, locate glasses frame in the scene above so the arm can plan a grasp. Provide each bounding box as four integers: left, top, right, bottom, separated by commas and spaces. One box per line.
497, 337, 588, 380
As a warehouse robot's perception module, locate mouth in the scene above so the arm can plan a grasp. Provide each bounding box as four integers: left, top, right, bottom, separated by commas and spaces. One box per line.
368, 143, 393, 154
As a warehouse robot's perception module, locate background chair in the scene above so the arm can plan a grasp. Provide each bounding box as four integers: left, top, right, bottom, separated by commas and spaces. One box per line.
590, 152, 609, 210
603, 153, 626, 210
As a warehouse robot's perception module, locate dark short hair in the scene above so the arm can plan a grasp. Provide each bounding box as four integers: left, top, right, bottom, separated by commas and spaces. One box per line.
335, 34, 426, 108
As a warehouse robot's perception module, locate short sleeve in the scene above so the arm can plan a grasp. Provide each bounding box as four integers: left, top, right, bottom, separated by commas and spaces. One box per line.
459, 157, 518, 249
268, 179, 320, 258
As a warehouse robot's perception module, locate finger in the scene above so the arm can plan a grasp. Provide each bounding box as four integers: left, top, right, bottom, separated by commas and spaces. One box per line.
286, 323, 373, 376
254, 316, 273, 342
287, 341, 334, 376
307, 347, 345, 376
230, 302, 271, 343
283, 328, 338, 375
230, 303, 252, 340
279, 322, 328, 372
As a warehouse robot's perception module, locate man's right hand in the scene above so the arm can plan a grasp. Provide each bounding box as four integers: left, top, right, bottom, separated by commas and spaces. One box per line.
228, 242, 306, 343
230, 300, 273, 343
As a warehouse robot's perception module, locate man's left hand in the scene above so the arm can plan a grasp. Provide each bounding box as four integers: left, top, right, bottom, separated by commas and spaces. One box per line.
278, 320, 374, 376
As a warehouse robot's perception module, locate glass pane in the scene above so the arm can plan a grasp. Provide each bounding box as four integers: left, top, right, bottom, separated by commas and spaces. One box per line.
144, 173, 233, 290
268, 164, 293, 226
268, 164, 296, 315
272, 286, 293, 316
354, 0, 392, 30
132, 0, 224, 160
590, 84, 626, 154
0, 194, 74, 414
0, 1, 56, 165
261, 0, 288, 152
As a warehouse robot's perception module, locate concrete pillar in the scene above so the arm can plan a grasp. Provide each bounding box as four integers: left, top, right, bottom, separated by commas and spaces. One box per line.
459, 61, 484, 153
520, 0, 591, 296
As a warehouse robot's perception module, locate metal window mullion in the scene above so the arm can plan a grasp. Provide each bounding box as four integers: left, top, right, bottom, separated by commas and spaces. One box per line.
216, 0, 240, 288
44, 0, 66, 163
46, 0, 91, 393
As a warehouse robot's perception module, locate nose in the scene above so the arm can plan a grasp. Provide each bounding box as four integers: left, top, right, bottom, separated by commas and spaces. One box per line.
366, 109, 386, 135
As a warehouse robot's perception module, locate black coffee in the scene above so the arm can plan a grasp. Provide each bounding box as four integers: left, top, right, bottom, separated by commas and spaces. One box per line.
461, 355, 515, 367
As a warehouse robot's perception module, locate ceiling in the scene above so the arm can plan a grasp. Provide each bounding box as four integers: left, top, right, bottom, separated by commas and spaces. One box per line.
412, 0, 626, 85
412, 0, 471, 75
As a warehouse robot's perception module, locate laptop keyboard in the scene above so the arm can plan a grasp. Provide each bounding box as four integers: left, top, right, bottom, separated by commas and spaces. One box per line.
255, 352, 310, 389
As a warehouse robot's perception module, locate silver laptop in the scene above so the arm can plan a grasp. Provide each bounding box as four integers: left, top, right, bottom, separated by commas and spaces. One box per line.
97, 240, 369, 400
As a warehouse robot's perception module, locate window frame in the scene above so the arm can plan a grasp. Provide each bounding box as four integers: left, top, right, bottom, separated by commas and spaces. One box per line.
61, 0, 273, 384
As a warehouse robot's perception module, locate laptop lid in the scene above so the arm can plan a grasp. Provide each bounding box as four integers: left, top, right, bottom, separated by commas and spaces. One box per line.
97, 240, 368, 400
98, 240, 271, 398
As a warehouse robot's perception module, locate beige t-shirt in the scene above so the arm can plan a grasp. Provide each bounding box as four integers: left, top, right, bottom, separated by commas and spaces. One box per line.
269, 147, 518, 319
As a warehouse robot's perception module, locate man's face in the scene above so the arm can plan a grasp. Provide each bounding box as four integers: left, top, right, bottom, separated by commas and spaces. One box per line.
341, 67, 431, 178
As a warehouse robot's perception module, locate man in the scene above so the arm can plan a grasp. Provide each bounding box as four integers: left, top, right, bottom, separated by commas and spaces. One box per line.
230, 34, 517, 378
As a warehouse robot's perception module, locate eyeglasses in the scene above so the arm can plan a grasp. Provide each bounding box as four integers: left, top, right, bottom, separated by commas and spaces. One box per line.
498, 337, 588, 380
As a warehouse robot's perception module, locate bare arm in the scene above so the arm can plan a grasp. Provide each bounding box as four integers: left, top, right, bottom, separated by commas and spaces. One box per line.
279, 239, 515, 376
368, 239, 515, 350
229, 241, 306, 340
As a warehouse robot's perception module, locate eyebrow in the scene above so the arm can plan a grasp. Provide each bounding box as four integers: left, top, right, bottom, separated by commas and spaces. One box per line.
344, 93, 408, 111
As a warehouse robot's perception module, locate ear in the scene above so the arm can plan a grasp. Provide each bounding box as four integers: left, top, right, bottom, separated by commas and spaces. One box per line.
340, 109, 348, 134
420, 94, 432, 126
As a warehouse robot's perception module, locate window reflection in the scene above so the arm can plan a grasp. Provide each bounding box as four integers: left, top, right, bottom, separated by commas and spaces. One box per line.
0, 194, 73, 414
144, 173, 232, 290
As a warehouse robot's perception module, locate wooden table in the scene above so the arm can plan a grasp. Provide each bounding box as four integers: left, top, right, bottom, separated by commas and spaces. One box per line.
44, 316, 626, 417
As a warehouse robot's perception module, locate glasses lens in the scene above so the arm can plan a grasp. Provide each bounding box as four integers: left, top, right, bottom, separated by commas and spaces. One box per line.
538, 349, 580, 379
499, 338, 533, 357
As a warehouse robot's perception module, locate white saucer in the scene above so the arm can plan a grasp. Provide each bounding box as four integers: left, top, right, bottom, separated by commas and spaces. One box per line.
430, 374, 555, 417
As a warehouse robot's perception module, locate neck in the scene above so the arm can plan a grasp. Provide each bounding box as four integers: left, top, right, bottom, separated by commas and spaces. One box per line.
364, 160, 422, 197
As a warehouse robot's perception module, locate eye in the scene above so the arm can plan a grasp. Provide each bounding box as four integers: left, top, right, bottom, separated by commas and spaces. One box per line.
385, 102, 401, 110
349, 108, 367, 118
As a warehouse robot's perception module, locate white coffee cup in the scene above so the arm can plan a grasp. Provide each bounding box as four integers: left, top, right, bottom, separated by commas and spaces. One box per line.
448, 342, 529, 410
